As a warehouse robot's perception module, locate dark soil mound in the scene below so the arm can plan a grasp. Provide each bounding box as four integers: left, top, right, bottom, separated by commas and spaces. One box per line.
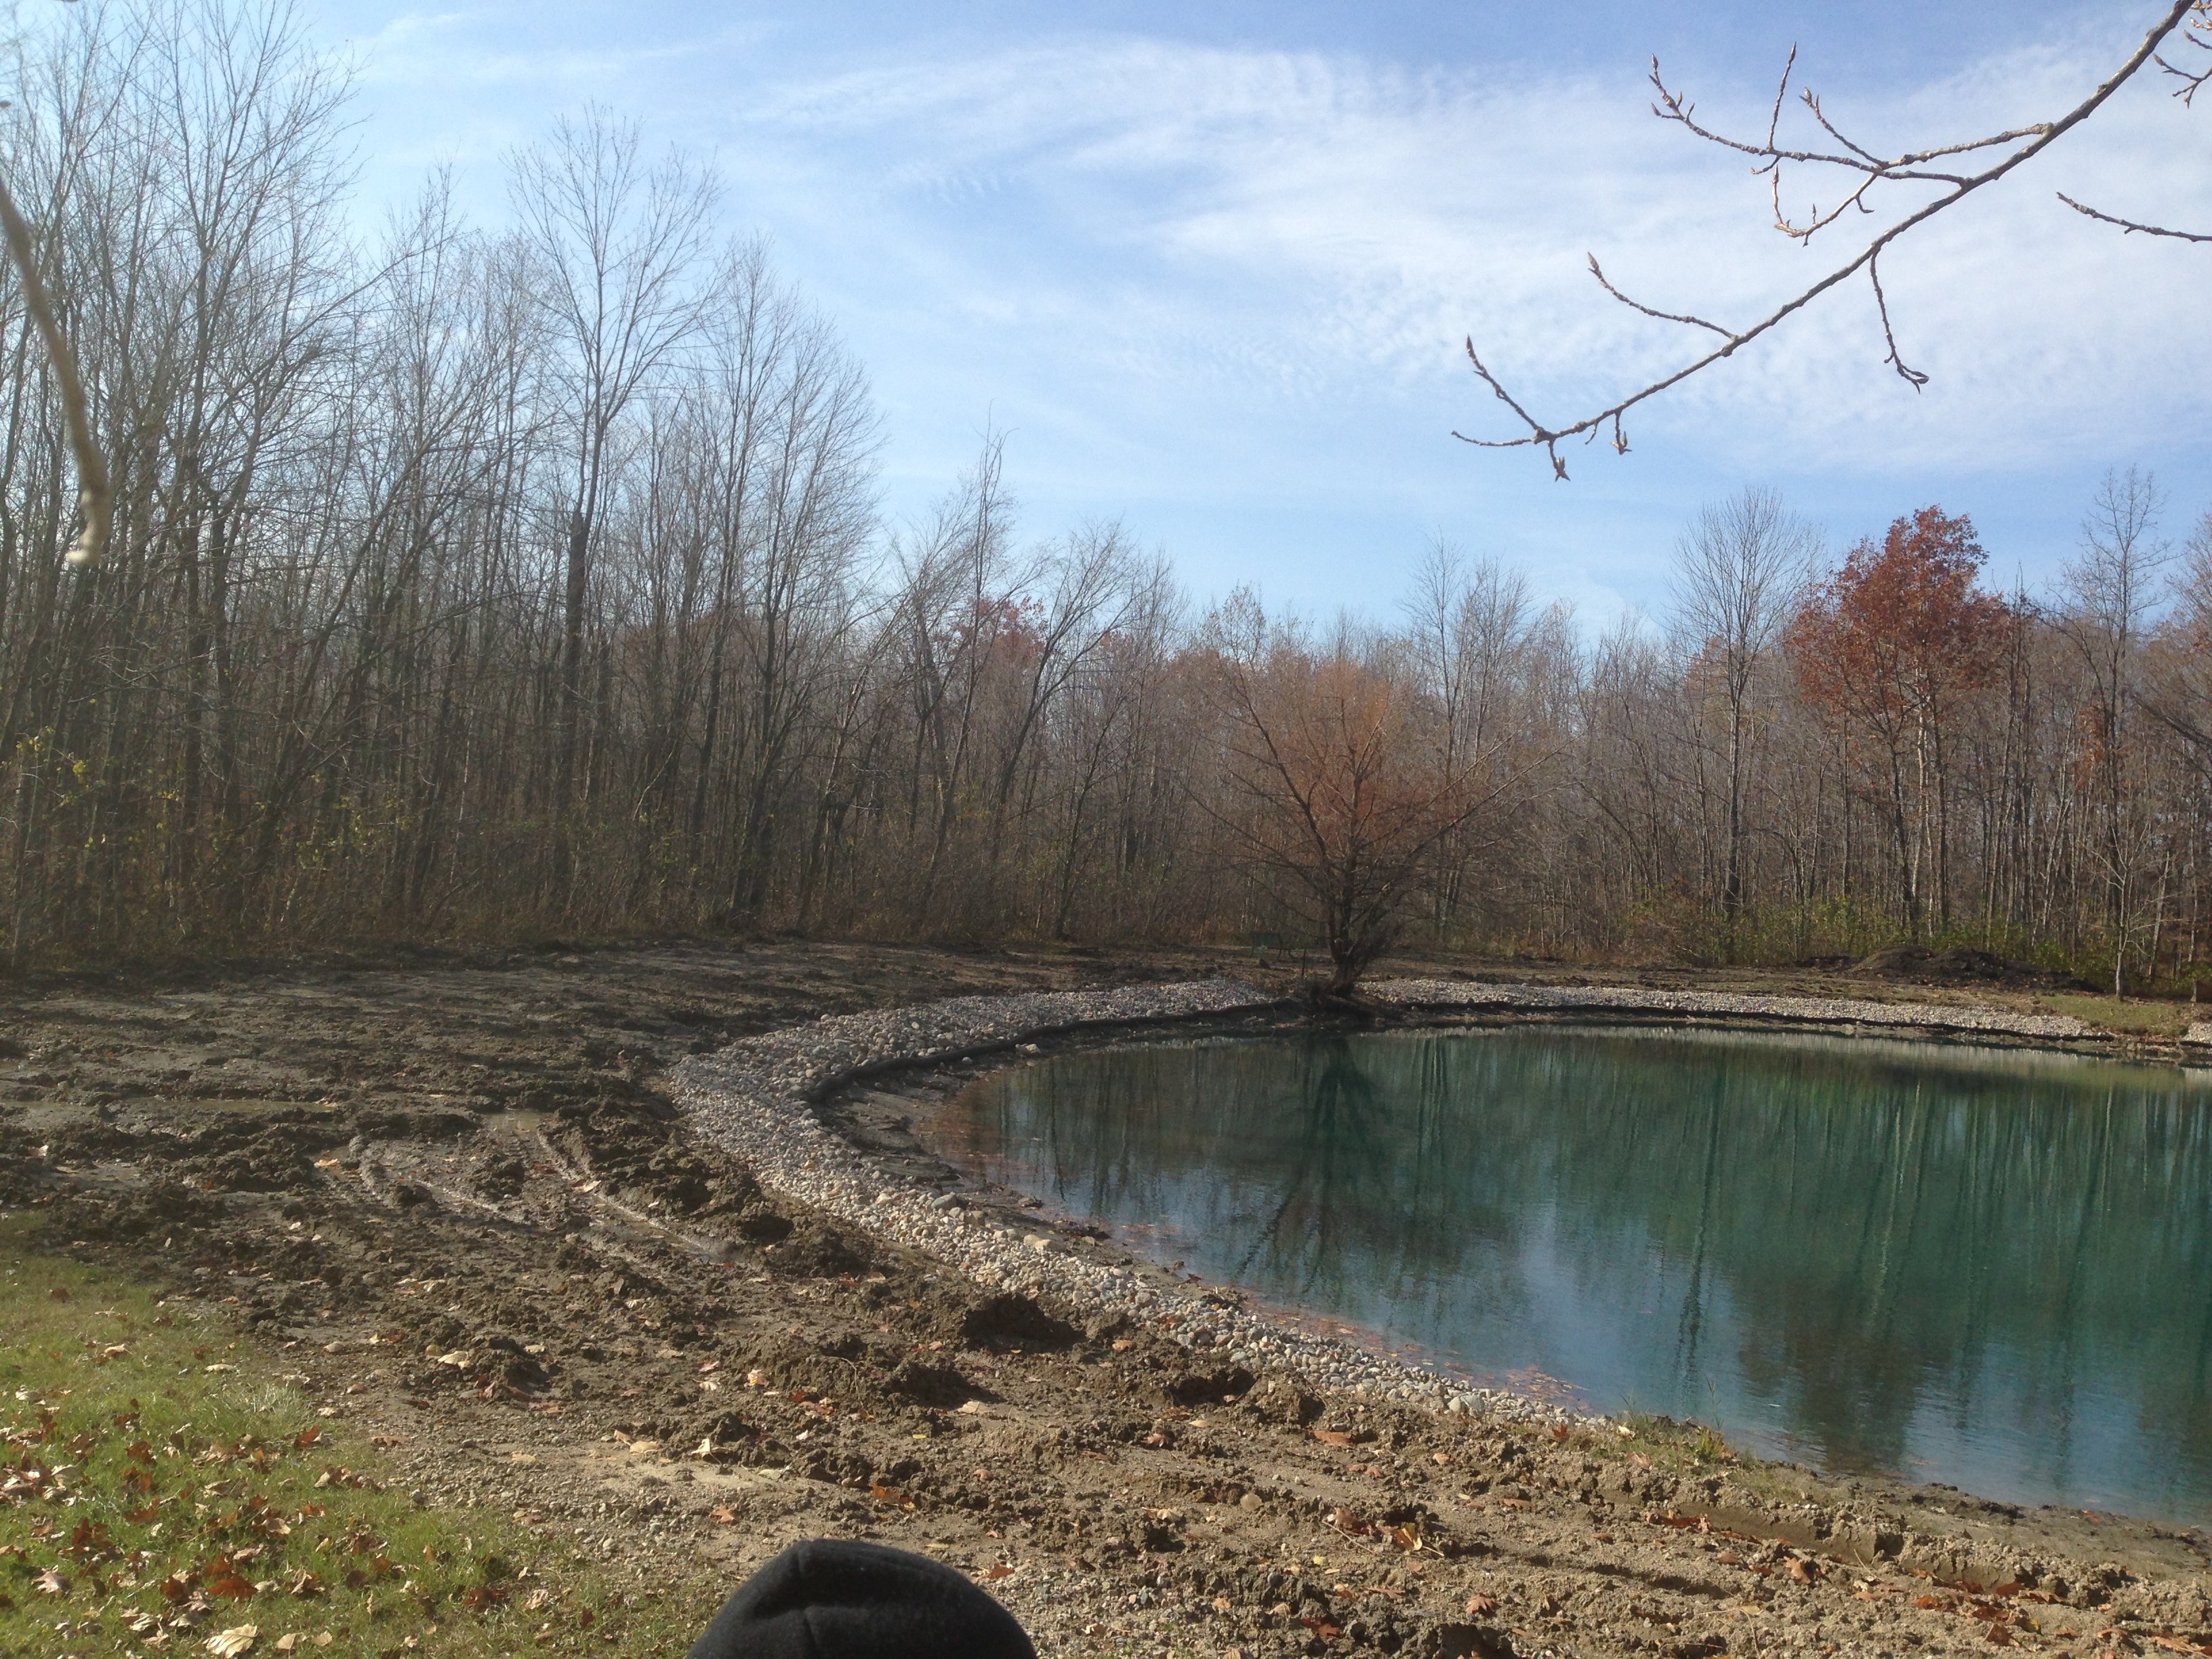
958, 1291, 1079, 1349
43, 1178, 225, 1241
764, 1217, 872, 1277
1849, 945, 2081, 990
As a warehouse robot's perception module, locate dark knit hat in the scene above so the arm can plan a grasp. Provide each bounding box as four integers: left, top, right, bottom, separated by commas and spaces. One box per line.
684, 1538, 1038, 1659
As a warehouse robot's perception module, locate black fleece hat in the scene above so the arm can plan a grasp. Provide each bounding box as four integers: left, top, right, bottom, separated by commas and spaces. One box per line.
684, 1538, 1038, 1659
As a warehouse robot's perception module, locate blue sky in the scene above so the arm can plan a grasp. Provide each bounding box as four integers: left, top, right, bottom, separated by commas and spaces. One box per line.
305, 0, 2212, 625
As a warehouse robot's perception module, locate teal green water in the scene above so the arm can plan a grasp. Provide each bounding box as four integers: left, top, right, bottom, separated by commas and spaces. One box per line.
933, 1026, 2212, 1521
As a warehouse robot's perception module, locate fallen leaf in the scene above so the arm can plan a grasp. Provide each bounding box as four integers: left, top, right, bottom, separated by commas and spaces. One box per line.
1985, 1624, 2012, 1647
1311, 1428, 1354, 1448
983, 1564, 1014, 1581
1465, 1595, 1498, 1617
35, 1568, 68, 1597
709, 1506, 739, 1525
206, 1627, 259, 1657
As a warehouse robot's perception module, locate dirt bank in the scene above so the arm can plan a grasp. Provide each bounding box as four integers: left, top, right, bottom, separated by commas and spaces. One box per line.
3, 939, 2208, 1659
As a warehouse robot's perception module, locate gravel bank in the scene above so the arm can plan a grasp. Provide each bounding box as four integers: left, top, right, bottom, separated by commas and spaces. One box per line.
670, 979, 1587, 1425
1368, 977, 2102, 1040
672, 973, 2167, 1433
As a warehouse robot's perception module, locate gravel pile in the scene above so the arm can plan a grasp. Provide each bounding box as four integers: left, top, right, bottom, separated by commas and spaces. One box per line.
670, 979, 1579, 1425
1371, 977, 2102, 1040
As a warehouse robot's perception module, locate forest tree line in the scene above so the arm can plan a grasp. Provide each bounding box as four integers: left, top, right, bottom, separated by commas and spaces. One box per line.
3, 2, 2209, 987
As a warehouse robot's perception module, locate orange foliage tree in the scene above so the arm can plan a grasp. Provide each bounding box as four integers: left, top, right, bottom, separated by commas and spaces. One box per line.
1788, 507, 2013, 933
1207, 600, 1513, 996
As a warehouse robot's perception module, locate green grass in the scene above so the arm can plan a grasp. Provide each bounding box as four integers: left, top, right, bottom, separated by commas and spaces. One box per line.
2039, 994, 2196, 1038
0, 1221, 716, 1658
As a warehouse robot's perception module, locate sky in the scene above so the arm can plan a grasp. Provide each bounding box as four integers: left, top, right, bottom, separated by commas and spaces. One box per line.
298, 0, 2212, 627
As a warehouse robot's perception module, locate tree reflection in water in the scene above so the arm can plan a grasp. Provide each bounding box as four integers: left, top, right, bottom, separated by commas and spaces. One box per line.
936, 1025, 2212, 1521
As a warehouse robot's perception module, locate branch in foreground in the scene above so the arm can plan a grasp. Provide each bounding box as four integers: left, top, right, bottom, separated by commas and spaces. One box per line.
0, 167, 110, 567
1458, 0, 2199, 477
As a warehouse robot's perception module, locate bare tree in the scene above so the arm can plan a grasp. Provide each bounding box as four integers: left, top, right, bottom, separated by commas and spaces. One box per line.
2057, 467, 2171, 992
1459, 2, 2210, 474
1671, 487, 1818, 951
510, 108, 717, 879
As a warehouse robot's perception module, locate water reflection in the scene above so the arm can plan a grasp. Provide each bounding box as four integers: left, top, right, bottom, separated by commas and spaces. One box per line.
930, 1026, 2212, 1521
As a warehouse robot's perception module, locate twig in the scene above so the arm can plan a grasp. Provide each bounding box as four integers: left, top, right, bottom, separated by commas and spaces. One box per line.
2057, 190, 2212, 241
0, 164, 109, 567
1868, 250, 1927, 388
1586, 255, 1733, 336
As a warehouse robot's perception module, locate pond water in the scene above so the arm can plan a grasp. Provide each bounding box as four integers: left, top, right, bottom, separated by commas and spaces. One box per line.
929, 1025, 2212, 1522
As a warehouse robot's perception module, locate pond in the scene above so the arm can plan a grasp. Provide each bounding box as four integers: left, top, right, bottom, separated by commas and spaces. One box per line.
928, 1025, 2212, 1523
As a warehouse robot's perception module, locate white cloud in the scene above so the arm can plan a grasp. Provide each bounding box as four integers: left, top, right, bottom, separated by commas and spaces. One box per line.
725, 23, 2212, 478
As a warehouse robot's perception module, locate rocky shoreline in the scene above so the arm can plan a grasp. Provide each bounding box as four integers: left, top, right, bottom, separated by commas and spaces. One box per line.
672, 978, 1579, 1426
671, 973, 2194, 1435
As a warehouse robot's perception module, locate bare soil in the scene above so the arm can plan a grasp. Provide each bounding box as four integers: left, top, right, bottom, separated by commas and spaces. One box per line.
2, 939, 2207, 1659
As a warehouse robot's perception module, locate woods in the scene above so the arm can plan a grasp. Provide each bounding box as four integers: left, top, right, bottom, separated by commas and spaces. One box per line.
3, 2, 2209, 990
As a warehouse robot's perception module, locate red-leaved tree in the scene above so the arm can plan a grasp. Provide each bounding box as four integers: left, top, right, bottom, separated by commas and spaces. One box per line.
1788, 508, 2013, 933
1206, 598, 1516, 998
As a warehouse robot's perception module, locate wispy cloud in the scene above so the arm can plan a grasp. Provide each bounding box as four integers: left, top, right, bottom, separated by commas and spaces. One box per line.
728, 25, 2212, 475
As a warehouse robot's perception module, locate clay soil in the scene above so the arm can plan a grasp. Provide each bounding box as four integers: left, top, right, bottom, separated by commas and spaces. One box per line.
2, 938, 2208, 1659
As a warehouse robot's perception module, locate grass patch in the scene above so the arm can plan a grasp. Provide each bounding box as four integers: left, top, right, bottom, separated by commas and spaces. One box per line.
2039, 994, 2196, 1038
0, 1221, 716, 1658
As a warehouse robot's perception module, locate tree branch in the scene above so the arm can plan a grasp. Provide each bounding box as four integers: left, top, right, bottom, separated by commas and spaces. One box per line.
1462, 0, 2198, 474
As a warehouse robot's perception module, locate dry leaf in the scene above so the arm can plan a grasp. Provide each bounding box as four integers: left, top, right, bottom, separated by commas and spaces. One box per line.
1465, 1595, 1498, 1617
1311, 1428, 1353, 1448
205, 1628, 259, 1657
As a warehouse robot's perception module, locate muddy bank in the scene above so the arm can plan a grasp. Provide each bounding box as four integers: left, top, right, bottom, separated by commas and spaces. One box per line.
1, 941, 2209, 1658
